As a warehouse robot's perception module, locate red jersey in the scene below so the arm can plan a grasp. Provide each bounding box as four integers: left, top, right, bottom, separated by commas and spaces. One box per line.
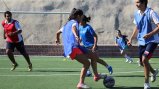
2, 19, 23, 43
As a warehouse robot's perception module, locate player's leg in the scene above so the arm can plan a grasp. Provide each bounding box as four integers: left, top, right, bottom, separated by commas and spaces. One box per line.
93, 52, 113, 75
6, 42, 18, 71
142, 42, 158, 88
142, 55, 150, 83
138, 46, 145, 67
144, 43, 158, 82
79, 46, 103, 80
16, 41, 32, 71
70, 48, 90, 88
122, 50, 133, 63
75, 54, 90, 87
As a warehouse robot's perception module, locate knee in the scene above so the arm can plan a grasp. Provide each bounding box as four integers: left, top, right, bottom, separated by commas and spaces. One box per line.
6, 49, 12, 55
142, 58, 148, 65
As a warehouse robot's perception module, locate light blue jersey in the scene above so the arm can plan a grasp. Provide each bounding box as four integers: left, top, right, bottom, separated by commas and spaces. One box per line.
134, 7, 159, 45
79, 24, 96, 47
62, 20, 79, 57
116, 36, 128, 50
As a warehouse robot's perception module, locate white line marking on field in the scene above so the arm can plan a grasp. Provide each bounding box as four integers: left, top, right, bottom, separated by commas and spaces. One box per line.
0, 71, 144, 77
0, 67, 143, 70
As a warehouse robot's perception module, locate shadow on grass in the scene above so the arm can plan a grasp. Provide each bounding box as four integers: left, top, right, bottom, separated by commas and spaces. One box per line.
94, 86, 159, 89
15, 70, 80, 73
34, 70, 80, 73
112, 87, 158, 89
113, 75, 144, 77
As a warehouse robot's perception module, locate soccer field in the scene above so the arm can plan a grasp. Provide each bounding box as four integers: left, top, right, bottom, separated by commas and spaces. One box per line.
0, 56, 158, 89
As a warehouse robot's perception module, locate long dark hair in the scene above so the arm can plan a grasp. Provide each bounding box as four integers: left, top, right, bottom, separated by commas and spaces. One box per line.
4, 11, 12, 17
68, 8, 83, 21
139, 0, 148, 7
80, 15, 91, 23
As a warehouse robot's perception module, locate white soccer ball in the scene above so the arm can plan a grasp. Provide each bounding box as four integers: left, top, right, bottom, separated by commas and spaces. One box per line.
103, 76, 115, 88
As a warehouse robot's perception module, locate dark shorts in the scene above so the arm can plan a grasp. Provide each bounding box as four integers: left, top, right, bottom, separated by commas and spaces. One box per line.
86, 46, 98, 52
139, 42, 158, 60
6, 41, 26, 54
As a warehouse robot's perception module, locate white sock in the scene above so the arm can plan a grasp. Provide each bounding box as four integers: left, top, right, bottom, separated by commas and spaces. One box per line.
124, 54, 131, 60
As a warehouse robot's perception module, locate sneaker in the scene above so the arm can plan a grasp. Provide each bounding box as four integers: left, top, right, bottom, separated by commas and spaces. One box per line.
137, 60, 141, 66
107, 66, 113, 75
151, 69, 158, 82
86, 70, 92, 77
10, 63, 18, 71
94, 73, 107, 81
77, 83, 90, 89
28, 64, 32, 72
144, 83, 151, 89
137, 60, 143, 66
128, 59, 133, 63
125, 58, 129, 63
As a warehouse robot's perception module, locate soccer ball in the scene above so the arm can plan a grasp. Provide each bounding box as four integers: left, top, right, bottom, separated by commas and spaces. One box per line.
103, 76, 115, 88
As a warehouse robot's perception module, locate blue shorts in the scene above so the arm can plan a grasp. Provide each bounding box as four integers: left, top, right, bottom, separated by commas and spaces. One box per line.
6, 41, 26, 54
139, 42, 158, 60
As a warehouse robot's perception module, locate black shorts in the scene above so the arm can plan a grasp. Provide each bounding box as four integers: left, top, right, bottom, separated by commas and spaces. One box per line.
139, 42, 158, 60
6, 41, 26, 54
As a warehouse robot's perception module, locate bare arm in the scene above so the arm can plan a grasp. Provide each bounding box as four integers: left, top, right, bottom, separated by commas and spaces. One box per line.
3, 30, 6, 39
128, 26, 138, 45
72, 26, 80, 42
7, 30, 22, 37
55, 30, 62, 45
92, 33, 98, 52
143, 24, 159, 39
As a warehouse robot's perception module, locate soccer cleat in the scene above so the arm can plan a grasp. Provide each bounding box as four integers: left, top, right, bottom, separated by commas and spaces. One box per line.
10, 63, 18, 71
151, 69, 158, 82
86, 70, 92, 77
144, 83, 151, 89
107, 66, 113, 75
77, 83, 90, 89
28, 64, 32, 72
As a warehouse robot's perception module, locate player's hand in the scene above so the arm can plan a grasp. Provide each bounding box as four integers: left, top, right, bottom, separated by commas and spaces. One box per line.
75, 36, 80, 43
127, 40, 132, 46
8, 32, 15, 36
143, 34, 151, 39
55, 40, 60, 45
92, 45, 97, 53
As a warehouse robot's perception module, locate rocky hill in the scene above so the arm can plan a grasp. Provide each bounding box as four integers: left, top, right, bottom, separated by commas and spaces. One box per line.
0, 0, 159, 47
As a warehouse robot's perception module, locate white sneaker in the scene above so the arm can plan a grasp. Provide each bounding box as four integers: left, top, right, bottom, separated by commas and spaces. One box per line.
151, 69, 158, 82
77, 83, 90, 89
125, 58, 129, 63
144, 83, 151, 89
137, 60, 142, 66
128, 58, 133, 63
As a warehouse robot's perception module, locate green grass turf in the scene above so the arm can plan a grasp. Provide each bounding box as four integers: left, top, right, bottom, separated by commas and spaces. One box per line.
0, 56, 158, 89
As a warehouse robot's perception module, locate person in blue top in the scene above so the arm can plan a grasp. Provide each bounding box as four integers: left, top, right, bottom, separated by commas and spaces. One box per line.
78, 15, 113, 76
128, 0, 159, 89
115, 30, 133, 63
55, 8, 104, 89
